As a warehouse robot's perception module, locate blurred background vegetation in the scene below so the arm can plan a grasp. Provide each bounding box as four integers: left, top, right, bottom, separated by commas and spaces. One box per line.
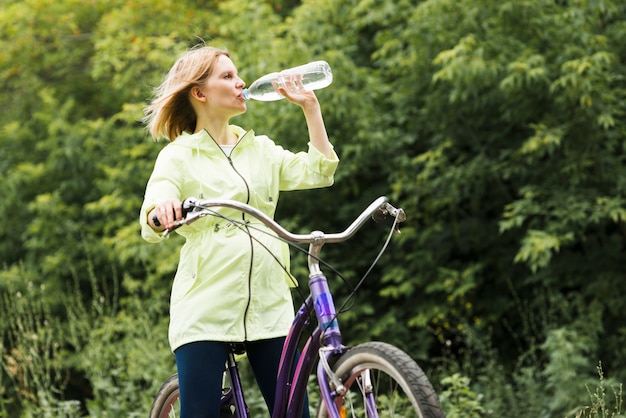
1, 0, 625, 416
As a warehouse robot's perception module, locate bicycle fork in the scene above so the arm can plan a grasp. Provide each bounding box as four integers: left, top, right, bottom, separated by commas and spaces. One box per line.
318, 352, 379, 418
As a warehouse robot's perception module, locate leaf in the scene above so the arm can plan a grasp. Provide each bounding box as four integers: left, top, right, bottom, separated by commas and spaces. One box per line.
514, 230, 574, 273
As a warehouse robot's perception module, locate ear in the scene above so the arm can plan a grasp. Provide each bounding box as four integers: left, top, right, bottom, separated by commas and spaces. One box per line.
190, 86, 206, 101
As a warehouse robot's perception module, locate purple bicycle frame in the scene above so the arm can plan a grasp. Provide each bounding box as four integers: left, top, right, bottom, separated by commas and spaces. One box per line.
272, 271, 347, 418
222, 273, 381, 418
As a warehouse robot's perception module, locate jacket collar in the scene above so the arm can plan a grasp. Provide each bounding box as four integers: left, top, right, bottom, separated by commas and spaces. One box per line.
172, 125, 253, 151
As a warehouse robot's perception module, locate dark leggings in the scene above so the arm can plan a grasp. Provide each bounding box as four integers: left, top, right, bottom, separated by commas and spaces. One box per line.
174, 338, 310, 418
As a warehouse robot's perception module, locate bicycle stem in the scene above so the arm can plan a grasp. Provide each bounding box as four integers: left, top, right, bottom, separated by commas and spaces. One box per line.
307, 230, 325, 277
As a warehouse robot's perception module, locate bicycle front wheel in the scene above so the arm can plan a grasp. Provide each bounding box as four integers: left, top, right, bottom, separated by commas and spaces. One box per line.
317, 341, 445, 418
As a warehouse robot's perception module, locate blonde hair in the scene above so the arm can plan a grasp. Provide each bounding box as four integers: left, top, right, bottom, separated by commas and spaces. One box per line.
143, 46, 231, 141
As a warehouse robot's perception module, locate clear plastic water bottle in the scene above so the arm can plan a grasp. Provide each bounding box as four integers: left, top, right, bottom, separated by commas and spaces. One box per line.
242, 60, 333, 101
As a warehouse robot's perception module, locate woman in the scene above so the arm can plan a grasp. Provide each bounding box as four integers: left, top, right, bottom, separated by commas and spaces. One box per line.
139, 45, 338, 418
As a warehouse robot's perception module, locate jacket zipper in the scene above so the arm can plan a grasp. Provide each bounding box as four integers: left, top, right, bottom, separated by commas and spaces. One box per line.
210, 130, 254, 342
216, 132, 254, 342
225, 154, 254, 341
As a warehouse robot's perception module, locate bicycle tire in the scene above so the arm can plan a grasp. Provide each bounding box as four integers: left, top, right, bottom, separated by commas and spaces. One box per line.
149, 374, 180, 418
149, 374, 238, 418
316, 341, 445, 418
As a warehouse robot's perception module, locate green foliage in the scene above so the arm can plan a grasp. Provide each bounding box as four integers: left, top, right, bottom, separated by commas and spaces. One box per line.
439, 373, 484, 418
370, 0, 626, 378
570, 362, 624, 418
0, 283, 76, 417
1, 269, 173, 416
1, 0, 625, 415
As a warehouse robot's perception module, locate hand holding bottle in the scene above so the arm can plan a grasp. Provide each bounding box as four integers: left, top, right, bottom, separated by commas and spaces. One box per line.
243, 60, 334, 158
279, 72, 307, 93
275, 73, 321, 109
242, 61, 333, 101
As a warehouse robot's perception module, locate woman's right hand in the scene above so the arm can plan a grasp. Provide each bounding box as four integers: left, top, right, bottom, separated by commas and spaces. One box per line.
148, 199, 183, 231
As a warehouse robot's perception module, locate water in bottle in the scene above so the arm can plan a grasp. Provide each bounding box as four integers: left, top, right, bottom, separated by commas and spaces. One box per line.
242, 60, 333, 101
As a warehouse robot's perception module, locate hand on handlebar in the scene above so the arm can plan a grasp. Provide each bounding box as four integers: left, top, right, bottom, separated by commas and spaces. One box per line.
150, 198, 202, 236
149, 199, 184, 231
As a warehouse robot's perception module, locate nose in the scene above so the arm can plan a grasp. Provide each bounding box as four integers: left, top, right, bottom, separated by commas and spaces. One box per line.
237, 77, 245, 88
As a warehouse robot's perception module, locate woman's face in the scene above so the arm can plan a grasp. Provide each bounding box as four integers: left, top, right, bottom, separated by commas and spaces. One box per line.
199, 54, 247, 117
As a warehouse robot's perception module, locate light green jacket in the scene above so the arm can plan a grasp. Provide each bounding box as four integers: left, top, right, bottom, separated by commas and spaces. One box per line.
139, 126, 339, 351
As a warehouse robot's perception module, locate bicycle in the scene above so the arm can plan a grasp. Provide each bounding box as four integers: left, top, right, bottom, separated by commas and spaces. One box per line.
149, 196, 445, 418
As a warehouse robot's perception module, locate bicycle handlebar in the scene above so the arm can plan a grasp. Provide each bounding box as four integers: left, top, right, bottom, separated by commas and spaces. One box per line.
160, 196, 406, 242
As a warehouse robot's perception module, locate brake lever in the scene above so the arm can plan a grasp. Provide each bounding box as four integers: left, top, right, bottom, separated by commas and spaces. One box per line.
372, 202, 406, 234
162, 210, 206, 237
387, 203, 407, 223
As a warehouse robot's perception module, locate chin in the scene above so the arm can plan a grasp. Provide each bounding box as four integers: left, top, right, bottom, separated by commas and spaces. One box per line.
233, 106, 247, 116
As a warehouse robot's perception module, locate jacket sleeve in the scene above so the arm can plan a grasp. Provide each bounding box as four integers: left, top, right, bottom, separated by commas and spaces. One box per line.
139, 147, 183, 243
275, 140, 340, 191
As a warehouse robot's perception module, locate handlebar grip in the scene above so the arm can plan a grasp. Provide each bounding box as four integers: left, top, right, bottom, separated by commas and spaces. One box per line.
152, 214, 162, 227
